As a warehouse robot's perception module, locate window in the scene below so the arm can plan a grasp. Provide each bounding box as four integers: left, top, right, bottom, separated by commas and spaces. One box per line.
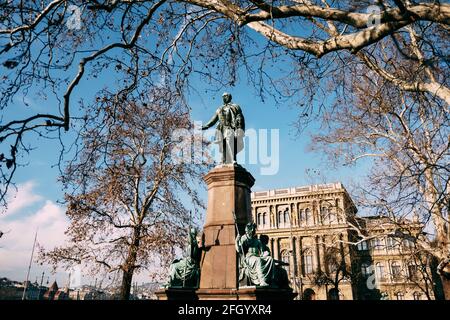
305, 208, 313, 226
257, 213, 261, 226
391, 261, 402, 280
303, 250, 314, 274
371, 238, 384, 250
386, 237, 396, 250
262, 212, 268, 229
321, 207, 329, 224
277, 211, 283, 228
413, 292, 421, 300
357, 241, 368, 251
403, 239, 415, 250
298, 209, 303, 226
376, 263, 385, 281
395, 292, 405, 300
329, 211, 337, 224
361, 263, 371, 277
283, 209, 290, 227
408, 264, 418, 281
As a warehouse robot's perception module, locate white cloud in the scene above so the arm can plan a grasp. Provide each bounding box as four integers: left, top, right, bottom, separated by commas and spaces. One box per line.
5, 181, 43, 217
0, 183, 68, 277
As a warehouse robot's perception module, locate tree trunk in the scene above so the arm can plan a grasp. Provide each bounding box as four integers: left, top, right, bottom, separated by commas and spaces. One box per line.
423, 169, 449, 258
119, 227, 141, 300
120, 268, 134, 300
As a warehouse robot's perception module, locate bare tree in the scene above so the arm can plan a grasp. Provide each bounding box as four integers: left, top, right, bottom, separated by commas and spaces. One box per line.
311, 243, 352, 299
311, 58, 449, 257
39, 87, 208, 300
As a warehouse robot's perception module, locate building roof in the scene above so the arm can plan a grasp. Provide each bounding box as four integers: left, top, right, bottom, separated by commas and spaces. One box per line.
251, 182, 347, 199
251, 182, 357, 212
48, 281, 58, 292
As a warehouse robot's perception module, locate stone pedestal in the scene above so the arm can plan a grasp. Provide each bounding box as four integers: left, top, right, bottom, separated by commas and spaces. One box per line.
199, 164, 254, 290
156, 164, 296, 300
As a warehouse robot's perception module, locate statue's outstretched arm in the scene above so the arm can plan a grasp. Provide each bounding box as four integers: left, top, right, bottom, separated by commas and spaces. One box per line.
202, 111, 218, 130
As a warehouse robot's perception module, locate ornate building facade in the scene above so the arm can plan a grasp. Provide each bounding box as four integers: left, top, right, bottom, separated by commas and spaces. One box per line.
251, 183, 443, 300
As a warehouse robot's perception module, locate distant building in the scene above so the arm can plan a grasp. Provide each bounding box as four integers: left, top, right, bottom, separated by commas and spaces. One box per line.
0, 278, 46, 300
42, 281, 69, 300
251, 183, 444, 300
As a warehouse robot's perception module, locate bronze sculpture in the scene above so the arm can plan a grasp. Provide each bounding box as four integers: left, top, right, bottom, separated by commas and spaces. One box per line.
166, 228, 201, 288
235, 223, 275, 287
202, 92, 245, 164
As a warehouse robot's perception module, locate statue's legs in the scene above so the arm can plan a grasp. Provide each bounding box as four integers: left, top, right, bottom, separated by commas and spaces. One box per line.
232, 136, 238, 162
255, 259, 269, 286
221, 138, 227, 164
222, 137, 234, 164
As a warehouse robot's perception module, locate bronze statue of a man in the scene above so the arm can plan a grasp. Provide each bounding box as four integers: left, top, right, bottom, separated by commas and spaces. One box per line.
202, 92, 245, 164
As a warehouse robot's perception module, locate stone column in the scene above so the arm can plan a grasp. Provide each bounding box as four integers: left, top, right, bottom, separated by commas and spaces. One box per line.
315, 236, 322, 272
291, 203, 297, 227
273, 238, 280, 260
291, 237, 297, 275
270, 205, 275, 228
198, 164, 255, 290
319, 235, 326, 272
297, 237, 303, 277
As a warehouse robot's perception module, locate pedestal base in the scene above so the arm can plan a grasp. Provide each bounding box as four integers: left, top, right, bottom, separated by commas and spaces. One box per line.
196, 287, 297, 300
155, 288, 198, 300
155, 287, 297, 300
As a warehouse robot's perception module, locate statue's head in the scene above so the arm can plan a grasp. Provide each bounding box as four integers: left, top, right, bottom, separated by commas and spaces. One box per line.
222, 92, 232, 104
245, 222, 256, 237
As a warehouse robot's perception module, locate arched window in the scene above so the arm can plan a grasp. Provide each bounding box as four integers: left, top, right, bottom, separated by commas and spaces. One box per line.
403, 239, 415, 249
395, 292, 405, 300
329, 210, 337, 224
277, 211, 283, 228
257, 213, 261, 226
376, 262, 385, 281
262, 212, 268, 229
305, 208, 312, 226
408, 263, 418, 281
303, 249, 314, 274
298, 209, 303, 226
391, 261, 402, 280
386, 237, 396, 250
357, 241, 368, 251
283, 209, 290, 227
371, 237, 384, 250
321, 207, 328, 224
413, 292, 421, 300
